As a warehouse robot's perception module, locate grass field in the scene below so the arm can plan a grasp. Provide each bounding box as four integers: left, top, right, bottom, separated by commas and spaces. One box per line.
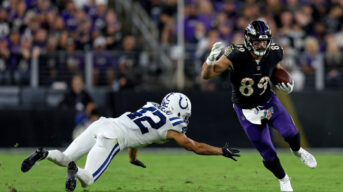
0, 149, 342, 192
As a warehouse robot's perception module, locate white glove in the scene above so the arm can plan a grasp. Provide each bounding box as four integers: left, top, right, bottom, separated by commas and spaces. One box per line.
206, 42, 225, 66
275, 80, 294, 94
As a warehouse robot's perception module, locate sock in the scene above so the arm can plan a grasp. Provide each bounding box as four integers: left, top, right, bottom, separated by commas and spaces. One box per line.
263, 157, 286, 179
285, 133, 301, 152
47, 150, 72, 167
77, 168, 94, 187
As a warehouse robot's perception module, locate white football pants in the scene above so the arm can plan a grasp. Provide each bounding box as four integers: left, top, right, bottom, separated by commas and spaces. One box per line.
46, 117, 120, 187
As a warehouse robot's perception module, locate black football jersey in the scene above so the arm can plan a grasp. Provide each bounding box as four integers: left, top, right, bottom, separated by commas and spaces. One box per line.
224, 43, 283, 109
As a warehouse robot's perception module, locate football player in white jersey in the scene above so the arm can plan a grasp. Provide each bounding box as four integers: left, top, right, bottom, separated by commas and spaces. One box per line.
21, 92, 240, 191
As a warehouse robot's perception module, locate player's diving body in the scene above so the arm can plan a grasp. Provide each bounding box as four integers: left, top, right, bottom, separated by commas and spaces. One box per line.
21, 92, 240, 191
201, 20, 317, 192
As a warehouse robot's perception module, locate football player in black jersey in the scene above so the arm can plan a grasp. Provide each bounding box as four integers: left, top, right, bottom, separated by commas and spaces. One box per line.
201, 20, 317, 192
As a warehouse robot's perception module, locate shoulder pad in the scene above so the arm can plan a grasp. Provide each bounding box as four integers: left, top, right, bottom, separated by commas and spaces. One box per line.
269, 43, 283, 51
224, 44, 246, 56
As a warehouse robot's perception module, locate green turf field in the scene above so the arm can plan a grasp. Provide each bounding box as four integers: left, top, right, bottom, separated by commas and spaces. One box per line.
0, 150, 342, 192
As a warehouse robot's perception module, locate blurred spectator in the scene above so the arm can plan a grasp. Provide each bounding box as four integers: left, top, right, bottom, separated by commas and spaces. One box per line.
61, 0, 77, 32
324, 36, 343, 88
75, 9, 92, 50
197, 0, 216, 31
33, 28, 48, 50
286, 0, 301, 13
92, 36, 116, 86
189, 22, 206, 44
11, 29, 30, 85
220, 0, 238, 21
64, 38, 84, 77
104, 10, 121, 49
0, 7, 10, 37
279, 38, 305, 91
0, 37, 11, 84
59, 74, 97, 127
265, 0, 283, 16
184, 3, 198, 43
241, 4, 260, 21
10, 0, 27, 30
324, 5, 342, 34
117, 35, 142, 90
92, 0, 108, 34
279, 10, 293, 36
300, 37, 323, 89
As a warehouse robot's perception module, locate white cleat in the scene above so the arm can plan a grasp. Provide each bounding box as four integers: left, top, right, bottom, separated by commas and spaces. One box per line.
291, 147, 317, 168
279, 174, 293, 192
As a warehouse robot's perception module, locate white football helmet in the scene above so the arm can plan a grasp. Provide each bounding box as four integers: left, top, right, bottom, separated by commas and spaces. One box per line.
161, 92, 192, 125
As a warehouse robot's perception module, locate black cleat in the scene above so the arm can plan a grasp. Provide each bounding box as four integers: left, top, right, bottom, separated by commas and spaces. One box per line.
21, 147, 48, 172
65, 161, 78, 192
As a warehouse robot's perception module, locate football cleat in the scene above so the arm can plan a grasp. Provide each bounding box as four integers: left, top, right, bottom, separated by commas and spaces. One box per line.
21, 147, 48, 172
279, 174, 293, 192
291, 148, 317, 168
65, 161, 78, 192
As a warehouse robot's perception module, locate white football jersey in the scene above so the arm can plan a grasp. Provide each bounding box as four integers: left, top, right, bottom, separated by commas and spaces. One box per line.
107, 102, 188, 149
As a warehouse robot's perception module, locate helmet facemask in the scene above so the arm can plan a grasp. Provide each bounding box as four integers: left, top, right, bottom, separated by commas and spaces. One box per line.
244, 20, 272, 57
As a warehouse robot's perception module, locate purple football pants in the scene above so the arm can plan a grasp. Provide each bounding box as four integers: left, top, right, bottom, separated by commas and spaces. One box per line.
234, 93, 298, 162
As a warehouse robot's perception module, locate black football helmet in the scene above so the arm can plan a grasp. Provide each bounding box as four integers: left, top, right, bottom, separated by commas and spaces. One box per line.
244, 20, 272, 56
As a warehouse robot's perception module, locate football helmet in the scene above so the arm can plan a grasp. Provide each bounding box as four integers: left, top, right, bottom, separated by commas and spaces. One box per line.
244, 19, 272, 56
161, 92, 192, 125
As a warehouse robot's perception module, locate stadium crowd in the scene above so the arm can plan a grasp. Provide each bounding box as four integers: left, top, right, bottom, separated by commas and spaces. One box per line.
0, 0, 343, 90
0, 0, 144, 89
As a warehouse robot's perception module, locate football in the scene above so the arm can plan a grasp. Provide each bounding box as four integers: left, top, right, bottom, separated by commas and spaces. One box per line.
271, 68, 292, 85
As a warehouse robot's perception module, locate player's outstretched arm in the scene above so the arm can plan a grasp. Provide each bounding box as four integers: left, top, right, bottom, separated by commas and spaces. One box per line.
166, 130, 240, 161
128, 148, 146, 168
201, 42, 233, 80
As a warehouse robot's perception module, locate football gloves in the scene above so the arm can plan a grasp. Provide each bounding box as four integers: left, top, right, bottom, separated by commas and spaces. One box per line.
206, 42, 225, 66
222, 142, 240, 161
276, 80, 294, 94
130, 160, 146, 168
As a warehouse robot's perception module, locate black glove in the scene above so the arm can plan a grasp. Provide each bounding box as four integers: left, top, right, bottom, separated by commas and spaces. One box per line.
222, 142, 240, 161
130, 160, 146, 168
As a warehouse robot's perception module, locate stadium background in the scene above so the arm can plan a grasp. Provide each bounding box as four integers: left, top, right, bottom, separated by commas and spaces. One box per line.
0, 0, 342, 149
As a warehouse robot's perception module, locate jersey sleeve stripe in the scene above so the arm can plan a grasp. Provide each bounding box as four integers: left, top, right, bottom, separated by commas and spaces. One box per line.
172, 120, 184, 126
169, 117, 180, 121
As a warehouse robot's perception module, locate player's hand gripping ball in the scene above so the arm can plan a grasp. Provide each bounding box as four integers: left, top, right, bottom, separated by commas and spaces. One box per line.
272, 68, 294, 94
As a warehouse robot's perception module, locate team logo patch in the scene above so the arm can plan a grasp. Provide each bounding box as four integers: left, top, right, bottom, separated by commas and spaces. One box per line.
263, 107, 274, 120
224, 47, 232, 56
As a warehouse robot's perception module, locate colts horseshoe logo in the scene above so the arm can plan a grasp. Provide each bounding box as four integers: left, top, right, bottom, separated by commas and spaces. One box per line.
179, 96, 188, 109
